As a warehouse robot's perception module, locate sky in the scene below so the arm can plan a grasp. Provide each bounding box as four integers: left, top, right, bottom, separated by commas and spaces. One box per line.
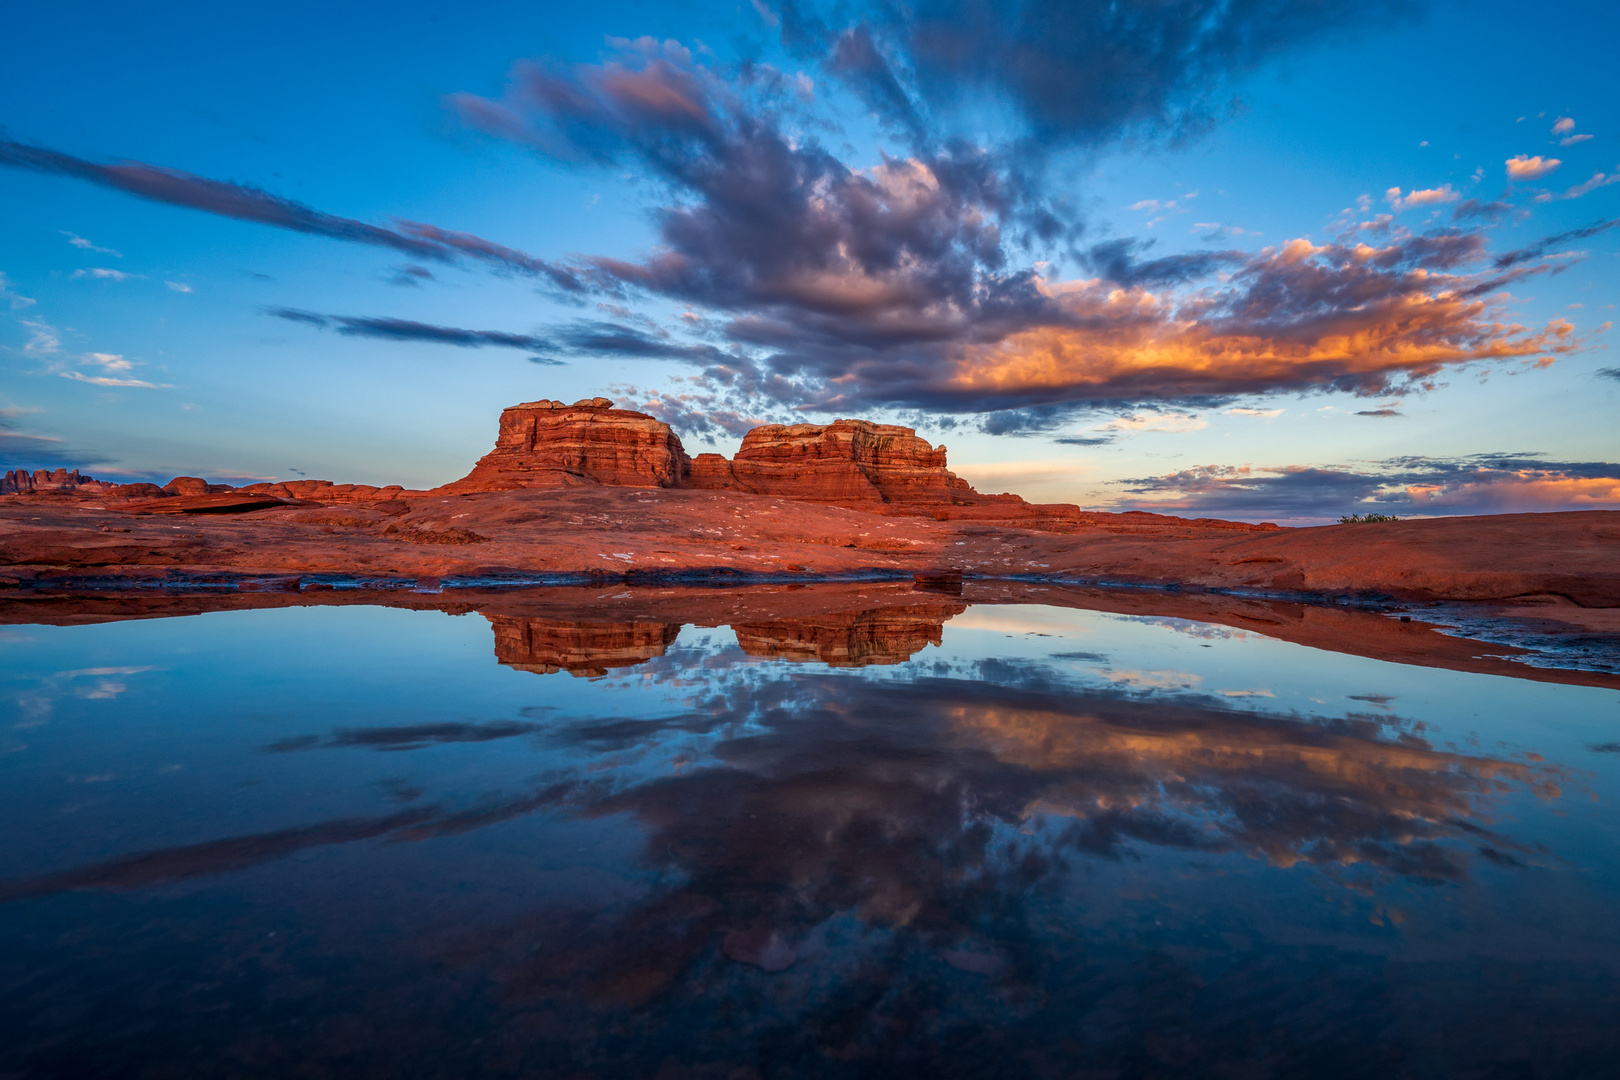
2, 0, 1617, 524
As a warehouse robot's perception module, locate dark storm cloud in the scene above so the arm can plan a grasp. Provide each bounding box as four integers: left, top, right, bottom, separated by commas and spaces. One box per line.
1117, 453, 1620, 522
267, 308, 550, 350
1082, 238, 1244, 287
452, 43, 1588, 424
0, 137, 576, 283
0, 409, 113, 472
824, 23, 927, 139
788, 0, 1423, 147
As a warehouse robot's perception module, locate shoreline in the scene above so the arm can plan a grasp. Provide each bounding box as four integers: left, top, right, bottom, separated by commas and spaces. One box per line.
5, 572, 1617, 691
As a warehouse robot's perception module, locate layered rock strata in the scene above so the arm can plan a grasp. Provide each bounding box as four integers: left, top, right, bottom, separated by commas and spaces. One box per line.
445, 398, 689, 492
438, 399, 1089, 524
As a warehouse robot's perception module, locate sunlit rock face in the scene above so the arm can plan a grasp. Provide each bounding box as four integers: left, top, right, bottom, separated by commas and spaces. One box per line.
447, 399, 693, 492
733, 601, 967, 667
442, 400, 1022, 511
489, 615, 683, 677
718, 420, 972, 505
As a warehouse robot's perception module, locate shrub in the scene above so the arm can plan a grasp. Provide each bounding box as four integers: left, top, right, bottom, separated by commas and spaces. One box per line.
1338, 512, 1401, 524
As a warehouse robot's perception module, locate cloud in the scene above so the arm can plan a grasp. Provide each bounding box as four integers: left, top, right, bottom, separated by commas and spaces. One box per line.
1082, 237, 1244, 287
801, 0, 1423, 148
1451, 198, 1512, 223
0, 137, 577, 286
267, 308, 550, 350
0, 271, 35, 310
451, 44, 1592, 423
53, 351, 169, 389
1102, 412, 1208, 434
1227, 407, 1282, 417
1552, 117, 1575, 135
1561, 133, 1593, 147
1493, 216, 1620, 268
61, 231, 121, 257
1557, 171, 1620, 200
18, 319, 60, 356
1116, 453, 1620, 523
164, 281, 193, 293
1354, 408, 1402, 417
57, 371, 166, 388
1597, 368, 1620, 381
0, 410, 111, 471
70, 267, 141, 282
1386, 184, 1458, 212
1506, 154, 1561, 180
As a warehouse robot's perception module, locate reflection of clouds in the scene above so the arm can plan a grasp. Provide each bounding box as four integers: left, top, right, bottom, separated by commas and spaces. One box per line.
1091, 667, 1202, 690
0, 657, 1576, 1070
1115, 615, 1250, 641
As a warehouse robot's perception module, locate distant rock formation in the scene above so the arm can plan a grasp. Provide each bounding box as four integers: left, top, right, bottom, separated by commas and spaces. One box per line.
3, 468, 93, 495
445, 398, 690, 493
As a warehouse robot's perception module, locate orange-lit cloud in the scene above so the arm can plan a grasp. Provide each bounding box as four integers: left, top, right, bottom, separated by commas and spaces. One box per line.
1386, 184, 1458, 211
927, 241, 1579, 408
1506, 154, 1561, 180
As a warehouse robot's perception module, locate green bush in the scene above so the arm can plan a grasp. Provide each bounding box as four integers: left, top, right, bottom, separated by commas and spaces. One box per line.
1338, 512, 1402, 524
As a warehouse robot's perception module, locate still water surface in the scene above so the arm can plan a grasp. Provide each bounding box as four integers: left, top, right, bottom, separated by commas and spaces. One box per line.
3, 597, 1619, 1078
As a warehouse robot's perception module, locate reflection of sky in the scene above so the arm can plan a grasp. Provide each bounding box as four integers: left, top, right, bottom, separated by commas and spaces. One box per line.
3, 602, 1620, 1072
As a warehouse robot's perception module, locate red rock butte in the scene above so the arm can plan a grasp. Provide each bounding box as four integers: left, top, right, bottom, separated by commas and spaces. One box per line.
436, 397, 1194, 528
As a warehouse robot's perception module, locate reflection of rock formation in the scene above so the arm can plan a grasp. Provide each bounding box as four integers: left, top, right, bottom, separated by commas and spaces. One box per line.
733, 601, 966, 667
489, 616, 682, 677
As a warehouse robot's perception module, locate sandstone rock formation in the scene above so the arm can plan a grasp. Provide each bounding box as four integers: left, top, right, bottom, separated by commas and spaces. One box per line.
3, 468, 93, 495
707, 420, 972, 505
1, 398, 1275, 530
445, 398, 690, 493
434, 399, 1090, 524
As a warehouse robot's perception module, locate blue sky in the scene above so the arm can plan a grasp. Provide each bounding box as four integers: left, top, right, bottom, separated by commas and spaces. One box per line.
2, 0, 1616, 523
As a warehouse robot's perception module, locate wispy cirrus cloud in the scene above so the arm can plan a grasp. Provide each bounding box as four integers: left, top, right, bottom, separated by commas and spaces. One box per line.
267, 308, 550, 350
70, 267, 142, 282
61, 231, 122, 257
0, 137, 581, 289
56, 352, 168, 389
0, 271, 36, 311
